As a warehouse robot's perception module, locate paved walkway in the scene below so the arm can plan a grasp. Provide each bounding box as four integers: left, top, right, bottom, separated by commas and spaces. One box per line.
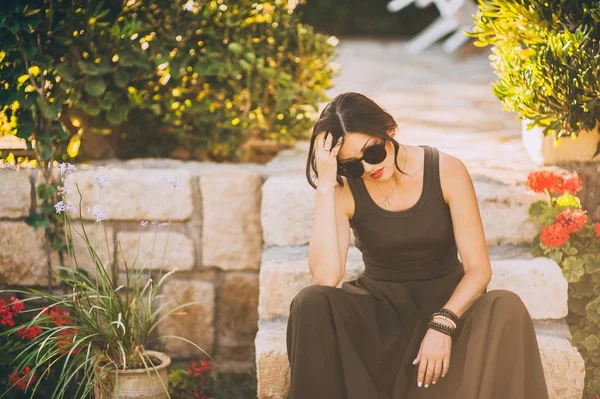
267, 38, 538, 185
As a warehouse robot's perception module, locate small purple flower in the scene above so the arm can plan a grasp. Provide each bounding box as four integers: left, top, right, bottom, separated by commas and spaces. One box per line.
55, 201, 66, 214
94, 175, 109, 188
57, 185, 72, 196
140, 221, 149, 228
87, 205, 107, 223
58, 163, 76, 179
55, 201, 76, 214
166, 177, 182, 188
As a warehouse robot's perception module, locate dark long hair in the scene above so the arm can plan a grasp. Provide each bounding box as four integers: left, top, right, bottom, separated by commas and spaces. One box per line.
305, 92, 406, 189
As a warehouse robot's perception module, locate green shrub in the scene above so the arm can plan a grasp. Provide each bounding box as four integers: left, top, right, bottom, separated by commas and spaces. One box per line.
0, 0, 337, 162
527, 169, 600, 397
470, 0, 600, 151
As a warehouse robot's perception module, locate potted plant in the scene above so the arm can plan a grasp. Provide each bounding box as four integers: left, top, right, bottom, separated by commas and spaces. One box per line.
0, 163, 209, 399
470, 0, 600, 223
470, 0, 600, 164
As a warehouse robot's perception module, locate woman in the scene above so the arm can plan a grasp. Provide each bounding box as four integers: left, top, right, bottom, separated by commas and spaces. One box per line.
286, 92, 549, 399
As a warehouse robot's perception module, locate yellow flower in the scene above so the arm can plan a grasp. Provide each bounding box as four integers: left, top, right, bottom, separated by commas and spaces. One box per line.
28, 66, 41, 76
556, 194, 581, 208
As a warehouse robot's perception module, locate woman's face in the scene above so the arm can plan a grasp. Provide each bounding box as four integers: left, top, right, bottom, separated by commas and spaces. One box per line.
336, 132, 396, 181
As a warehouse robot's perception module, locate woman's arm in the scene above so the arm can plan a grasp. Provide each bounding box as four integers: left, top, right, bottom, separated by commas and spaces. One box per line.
414, 151, 492, 388
307, 183, 352, 287
439, 152, 492, 317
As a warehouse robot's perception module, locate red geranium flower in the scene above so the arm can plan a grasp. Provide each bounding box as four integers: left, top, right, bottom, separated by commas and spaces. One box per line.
527, 170, 583, 195
556, 209, 588, 234
56, 328, 82, 355
42, 306, 72, 327
595, 222, 600, 238
560, 172, 583, 195
188, 360, 212, 377
17, 326, 42, 341
8, 366, 36, 391
527, 171, 561, 193
540, 223, 570, 248
0, 297, 24, 328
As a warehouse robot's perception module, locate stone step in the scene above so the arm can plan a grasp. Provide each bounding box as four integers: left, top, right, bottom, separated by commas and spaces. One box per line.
261, 175, 545, 248
259, 246, 568, 322
254, 319, 585, 399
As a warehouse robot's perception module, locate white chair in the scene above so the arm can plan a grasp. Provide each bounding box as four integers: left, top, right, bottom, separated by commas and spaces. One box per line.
387, 0, 478, 54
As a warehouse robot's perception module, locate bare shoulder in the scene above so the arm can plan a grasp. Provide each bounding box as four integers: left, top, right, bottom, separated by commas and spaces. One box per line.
437, 150, 474, 204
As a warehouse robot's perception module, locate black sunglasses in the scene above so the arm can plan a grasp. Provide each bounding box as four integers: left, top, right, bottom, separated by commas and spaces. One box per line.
337, 140, 387, 178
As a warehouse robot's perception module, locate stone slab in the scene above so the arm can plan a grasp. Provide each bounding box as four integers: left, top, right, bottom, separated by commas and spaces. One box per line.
218, 272, 259, 362
259, 247, 568, 321
200, 169, 262, 270
261, 175, 544, 247
0, 222, 51, 286
255, 320, 584, 399
157, 278, 215, 359
64, 168, 193, 221
0, 169, 31, 218
116, 230, 195, 271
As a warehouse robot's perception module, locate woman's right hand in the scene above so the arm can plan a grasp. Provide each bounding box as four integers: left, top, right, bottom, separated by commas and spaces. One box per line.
314, 132, 343, 192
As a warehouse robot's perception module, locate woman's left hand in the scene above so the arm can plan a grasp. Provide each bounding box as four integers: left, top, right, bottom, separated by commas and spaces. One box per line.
413, 325, 452, 388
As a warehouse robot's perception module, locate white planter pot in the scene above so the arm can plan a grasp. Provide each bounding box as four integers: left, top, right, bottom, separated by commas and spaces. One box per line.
94, 350, 171, 399
521, 119, 600, 166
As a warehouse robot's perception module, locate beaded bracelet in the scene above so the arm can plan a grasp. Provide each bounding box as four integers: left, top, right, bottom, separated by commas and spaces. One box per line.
428, 320, 455, 338
432, 315, 456, 329
433, 308, 461, 328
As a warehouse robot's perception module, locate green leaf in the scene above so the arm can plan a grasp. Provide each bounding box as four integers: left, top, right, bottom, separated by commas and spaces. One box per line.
585, 254, 600, 274
528, 200, 548, 219
228, 42, 243, 55
80, 101, 101, 116
113, 69, 129, 88
562, 256, 585, 283
547, 249, 563, 264
100, 91, 120, 110
77, 60, 110, 76
17, 118, 33, 140
569, 296, 589, 316
563, 243, 578, 256
584, 296, 600, 324
54, 63, 75, 83
25, 213, 50, 229
36, 97, 60, 119
36, 140, 53, 160
106, 104, 129, 125
585, 335, 600, 352
570, 277, 595, 298
84, 76, 107, 97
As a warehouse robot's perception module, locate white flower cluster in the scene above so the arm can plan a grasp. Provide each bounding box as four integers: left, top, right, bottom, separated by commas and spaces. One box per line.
87, 205, 107, 223
58, 162, 76, 179
54, 201, 76, 214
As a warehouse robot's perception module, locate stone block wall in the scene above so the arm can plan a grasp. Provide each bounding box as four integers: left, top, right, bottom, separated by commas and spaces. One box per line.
0, 163, 266, 372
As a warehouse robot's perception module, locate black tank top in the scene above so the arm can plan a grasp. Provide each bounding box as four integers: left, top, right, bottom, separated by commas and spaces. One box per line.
347, 145, 462, 282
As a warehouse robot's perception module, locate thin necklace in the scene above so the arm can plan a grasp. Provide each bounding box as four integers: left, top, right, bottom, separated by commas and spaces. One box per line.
374, 144, 408, 208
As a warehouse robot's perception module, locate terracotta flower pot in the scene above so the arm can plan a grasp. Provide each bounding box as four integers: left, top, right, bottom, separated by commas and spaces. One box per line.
94, 351, 171, 399
521, 119, 600, 166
